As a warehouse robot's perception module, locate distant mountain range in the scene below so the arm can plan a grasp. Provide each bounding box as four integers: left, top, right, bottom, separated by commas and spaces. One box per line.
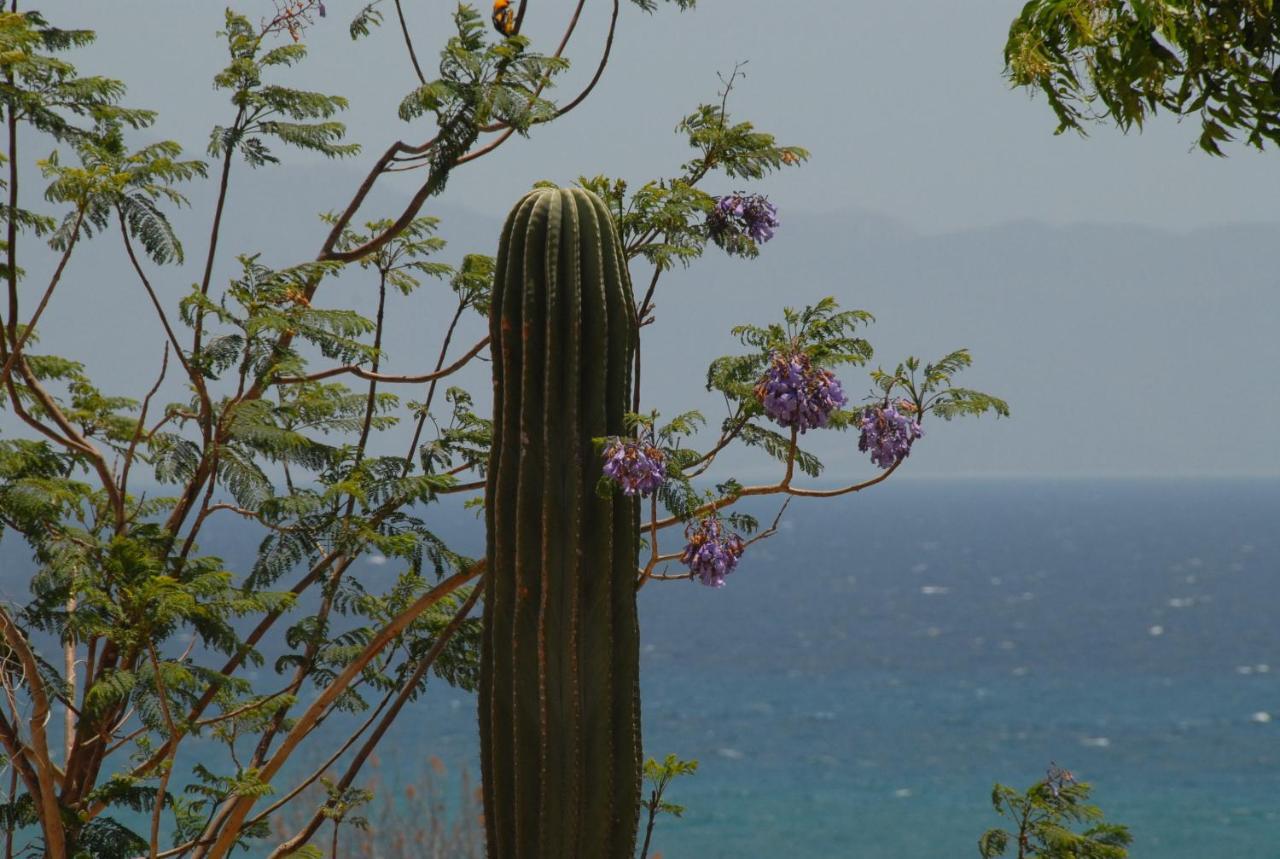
14, 162, 1280, 479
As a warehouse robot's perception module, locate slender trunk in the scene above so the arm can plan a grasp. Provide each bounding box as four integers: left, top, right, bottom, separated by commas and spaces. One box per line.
402, 298, 466, 477
63, 597, 76, 761
4, 766, 15, 859
637, 793, 659, 859
5, 80, 19, 346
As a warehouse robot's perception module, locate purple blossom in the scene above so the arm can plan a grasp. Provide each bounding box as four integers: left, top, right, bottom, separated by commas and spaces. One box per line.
857, 402, 923, 469
708, 193, 780, 256
681, 516, 746, 588
602, 437, 666, 497
754, 351, 847, 433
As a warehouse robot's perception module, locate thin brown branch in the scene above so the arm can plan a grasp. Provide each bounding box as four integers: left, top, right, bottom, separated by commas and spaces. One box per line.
684, 411, 747, 479
745, 497, 790, 547
172, 445, 222, 573
1, 361, 91, 457
392, 0, 615, 172
117, 211, 203, 390
781, 427, 798, 487
545, 0, 619, 121
636, 493, 662, 588
119, 344, 169, 505
265, 580, 484, 858
274, 334, 488, 385
438, 478, 485, 494
477, 0, 586, 134
642, 499, 789, 587
202, 503, 299, 535
145, 642, 180, 859
0, 605, 66, 857
402, 297, 467, 475
653, 460, 903, 533
193, 106, 245, 371
0, 700, 41, 822
196, 560, 485, 859
8, 354, 126, 529
153, 691, 392, 859
5, 87, 20, 346
192, 689, 290, 731
392, 0, 427, 85
0, 207, 85, 391
632, 266, 661, 414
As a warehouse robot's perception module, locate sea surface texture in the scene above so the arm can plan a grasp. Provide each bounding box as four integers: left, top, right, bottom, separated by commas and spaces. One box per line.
629, 479, 1280, 858
3, 479, 1276, 857
381, 479, 1280, 858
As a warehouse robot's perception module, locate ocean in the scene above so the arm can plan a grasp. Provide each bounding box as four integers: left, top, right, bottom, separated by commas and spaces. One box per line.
4, 479, 1278, 856
373, 479, 1280, 858
626, 479, 1280, 858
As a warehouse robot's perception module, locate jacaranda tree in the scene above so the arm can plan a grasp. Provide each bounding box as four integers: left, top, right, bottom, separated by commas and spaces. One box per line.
0, 2, 1006, 856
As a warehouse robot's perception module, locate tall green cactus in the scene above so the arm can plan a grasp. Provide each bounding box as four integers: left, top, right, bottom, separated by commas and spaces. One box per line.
480, 186, 642, 858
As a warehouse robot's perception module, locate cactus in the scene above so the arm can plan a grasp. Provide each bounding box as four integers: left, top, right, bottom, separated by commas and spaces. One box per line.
480, 186, 641, 858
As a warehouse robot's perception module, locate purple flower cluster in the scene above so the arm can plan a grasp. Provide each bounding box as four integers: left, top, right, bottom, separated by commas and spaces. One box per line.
857, 403, 924, 469
681, 516, 746, 588
707, 193, 779, 255
601, 437, 666, 497
754, 351, 847, 433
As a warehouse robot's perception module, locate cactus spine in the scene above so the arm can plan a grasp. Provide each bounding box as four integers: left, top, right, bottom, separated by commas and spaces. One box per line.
481, 187, 641, 858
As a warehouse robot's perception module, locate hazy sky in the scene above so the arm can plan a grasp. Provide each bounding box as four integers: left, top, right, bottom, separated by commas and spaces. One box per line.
73, 1, 1280, 232
17, 3, 1280, 480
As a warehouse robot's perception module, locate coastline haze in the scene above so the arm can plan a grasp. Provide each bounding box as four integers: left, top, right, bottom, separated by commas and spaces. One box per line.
21, 2, 1280, 479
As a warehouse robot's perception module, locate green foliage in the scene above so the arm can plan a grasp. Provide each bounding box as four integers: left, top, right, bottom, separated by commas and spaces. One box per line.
347, 4, 385, 40
637, 754, 699, 859
630, 0, 698, 13
0, 8, 499, 854
0, 11, 152, 144
41, 121, 206, 262
0, 4, 1008, 856
578, 71, 806, 270
397, 5, 568, 192
1006, 1, 1280, 153
871, 351, 1010, 422
279, 847, 324, 859
327, 214, 451, 294
71, 817, 148, 859
317, 776, 373, 833
701, 297, 874, 472
641, 753, 698, 818
210, 10, 359, 165
980, 767, 1132, 858
0, 9, 158, 245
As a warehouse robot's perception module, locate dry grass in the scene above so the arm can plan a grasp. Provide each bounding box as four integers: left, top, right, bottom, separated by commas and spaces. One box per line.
274, 753, 484, 858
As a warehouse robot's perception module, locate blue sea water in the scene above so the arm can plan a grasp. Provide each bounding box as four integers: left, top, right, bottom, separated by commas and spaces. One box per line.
374, 479, 1280, 858
4, 479, 1278, 856
627, 479, 1280, 858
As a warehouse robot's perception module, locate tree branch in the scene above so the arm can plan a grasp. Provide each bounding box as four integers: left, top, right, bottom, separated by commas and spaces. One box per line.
195, 560, 485, 859
265, 580, 484, 857
0, 605, 66, 857
392, 0, 427, 85
274, 334, 489, 385
0, 206, 85, 391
